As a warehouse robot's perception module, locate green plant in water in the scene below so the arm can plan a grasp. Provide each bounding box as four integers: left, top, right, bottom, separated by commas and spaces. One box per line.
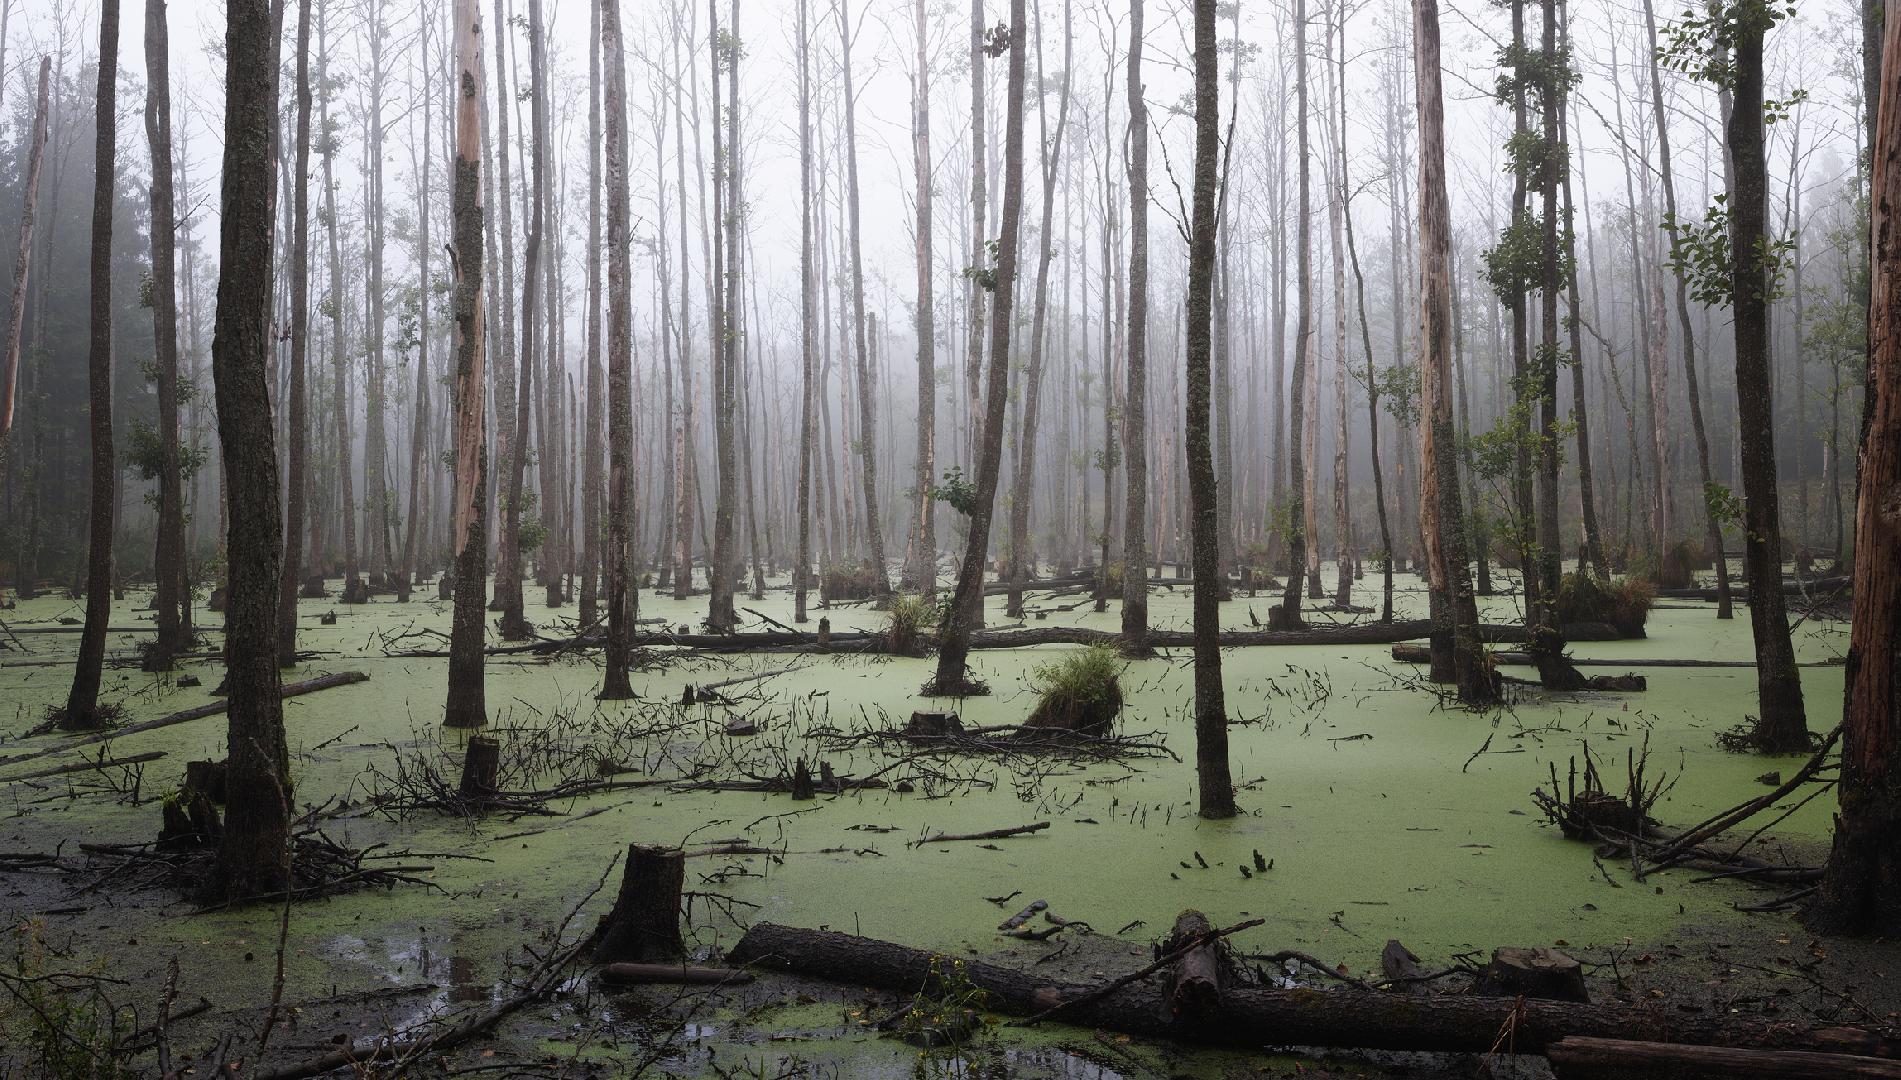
1025, 642, 1125, 737
897, 955, 990, 1075
885, 593, 934, 656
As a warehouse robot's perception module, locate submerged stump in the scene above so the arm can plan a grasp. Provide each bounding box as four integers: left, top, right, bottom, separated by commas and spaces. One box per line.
458, 735, 501, 799
593, 844, 686, 964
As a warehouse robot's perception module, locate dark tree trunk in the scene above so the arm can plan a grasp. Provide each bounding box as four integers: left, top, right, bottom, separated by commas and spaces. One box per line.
276, 0, 311, 665
146, 1, 190, 668
63, 0, 120, 733
1804, 2, 1901, 934
593, 845, 686, 964
1278, 0, 1310, 630
1343, 182, 1393, 624
1529, 0, 1576, 691
705, 0, 739, 634
444, 0, 490, 730
1120, 0, 1150, 650
1187, 0, 1234, 819
928, 0, 1027, 694
598, 0, 635, 699
839, 0, 890, 599
1729, 13, 1809, 752
209, 0, 291, 901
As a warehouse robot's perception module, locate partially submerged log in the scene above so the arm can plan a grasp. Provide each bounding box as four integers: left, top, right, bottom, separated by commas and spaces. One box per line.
725, 923, 1899, 1058
592, 845, 686, 964
1546, 1036, 1901, 1079
912, 821, 1049, 846
599, 964, 754, 986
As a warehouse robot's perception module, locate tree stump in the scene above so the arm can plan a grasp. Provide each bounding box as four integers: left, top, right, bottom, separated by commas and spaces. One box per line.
1470, 947, 1589, 1003
816, 618, 831, 646
592, 844, 686, 964
458, 735, 501, 799
185, 759, 227, 804
1382, 939, 1429, 996
1161, 909, 1226, 1018
906, 711, 963, 737
301, 574, 327, 598
208, 587, 228, 612
791, 759, 815, 801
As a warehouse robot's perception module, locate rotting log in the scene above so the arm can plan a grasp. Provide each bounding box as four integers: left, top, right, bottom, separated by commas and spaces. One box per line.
1162, 910, 1224, 1018
599, 964, 754, 986
1546, 1036, 1901, 1079
0, 671, 370, 770
724, 923, 1901, 1058
912, 821, 1049, 846
0, 750, 165, 783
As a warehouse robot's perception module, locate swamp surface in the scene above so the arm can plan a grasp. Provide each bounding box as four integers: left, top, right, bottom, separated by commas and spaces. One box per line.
0, 564, 1888, 1079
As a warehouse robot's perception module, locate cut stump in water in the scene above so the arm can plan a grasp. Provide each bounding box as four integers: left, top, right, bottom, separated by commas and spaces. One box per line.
593, 844, 686, 964
458, 735, 500, 798
1470, 947, 1589, 1003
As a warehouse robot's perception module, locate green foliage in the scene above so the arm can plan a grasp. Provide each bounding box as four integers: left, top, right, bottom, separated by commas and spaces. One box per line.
924, 465, 978, 516
518, 515, 547, 552
1482, 211, 1546, 302
1661, 195, 1797, 308
1703, 480, 1746, 533
1655, 0, 1799, 92
2, 922, 134, 1079
886, 593, 935, 655
119, 419, 209, 508
898, 956, 990, 1074
1029, 643, 1124, 709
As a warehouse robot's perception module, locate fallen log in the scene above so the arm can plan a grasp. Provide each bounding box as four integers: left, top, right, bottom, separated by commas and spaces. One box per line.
1546, 1035, 1901, 1078
912, 821, 1049, 846
725, 923, 1900, 1058
1656, 575, 1852, 600
599, 963, 754, 986
0, 671, 370, 769
1, 750, 166, 783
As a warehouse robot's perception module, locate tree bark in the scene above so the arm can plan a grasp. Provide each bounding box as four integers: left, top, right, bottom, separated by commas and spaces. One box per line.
1278, 0, 1311, 629
444, 0, 489, 730
705, 0, 740, 634
927, 0, 1027, 695
838, 0, 890, 600
62, 0, 120, 732
579, 0, 603, 629
598, 0, 635, 699
1416, 0, 1493, 706
209, 0, 290, 901
1006, 0, 1071, 621
1805, 0, 1901, 935
1120, 0, 1150, 650
275, 0, 311, 664
0, 56, 46, 462
795, 0, 815, 623
1186, 0, 1234, 819
907, 0, 935, 598
1729, 10, 1809, 752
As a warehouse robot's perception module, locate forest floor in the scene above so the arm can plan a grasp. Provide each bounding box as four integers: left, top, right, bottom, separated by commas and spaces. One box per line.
0, 561, 1892, 1079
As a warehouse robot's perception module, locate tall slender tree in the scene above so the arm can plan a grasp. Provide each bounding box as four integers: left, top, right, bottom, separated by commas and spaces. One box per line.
276, 0, 312, 664
1187, 0, 1234, 819
906, 0, 936, 597
706, 0, 740, 634
581, 0, 604, 628
1276, 0, 1311, 630
0, 57, 47, 509
146, 0, 190, 669
445, 0, 490, 729
599, 0, 637, 698
61, 0, 120, 732
1120, 0, 1150, 650
795, 0, 816, 624
929, 0, 1026, 694
839, 0, 890, 598
211, 0, 290, 899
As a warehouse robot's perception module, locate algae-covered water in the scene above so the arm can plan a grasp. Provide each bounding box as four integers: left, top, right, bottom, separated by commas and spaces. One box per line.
0, 566, 1852, 1076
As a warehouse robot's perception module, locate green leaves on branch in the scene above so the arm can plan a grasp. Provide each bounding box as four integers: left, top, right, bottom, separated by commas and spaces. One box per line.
1703, 480, 1745, 532
1661, 195, 1796, 308
925, 465, 978, 517
1655, 0, 1799, 92
1492, 40, 1579, 110
1482, 212, 1575, 302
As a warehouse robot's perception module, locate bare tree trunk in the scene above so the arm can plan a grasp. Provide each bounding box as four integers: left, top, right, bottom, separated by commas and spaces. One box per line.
580, 0, 603, 628
209, 0, 291, 900
906, 0, 935, 597
1277, 0, 1310, 629
1186, 0, 1235, 819
1729, 13, 1808, 752
274, 0, 311, 665
400, 17, 433, 592
1120, 0, 1150, 649
141, 6, 193, 666
928, 0, 1026, 695
1343, 188, 1393, 623
795, 0, 815, 623
1806, 0, 1901, 931
966, 0, 987, 459
322, 0, 354, 597
1006, 0, 1070, 620
1328, 15, 1350, 608
599, 0, 636, 698
531, 0, 562, 606
62, 0, 120, 732
704, 0, 740, 634
1416, 0, 1492, 705
1639, 0, 1731, 616
838, 0, 890, 599
0, 56, 46, 586
444, 0, 490, 729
